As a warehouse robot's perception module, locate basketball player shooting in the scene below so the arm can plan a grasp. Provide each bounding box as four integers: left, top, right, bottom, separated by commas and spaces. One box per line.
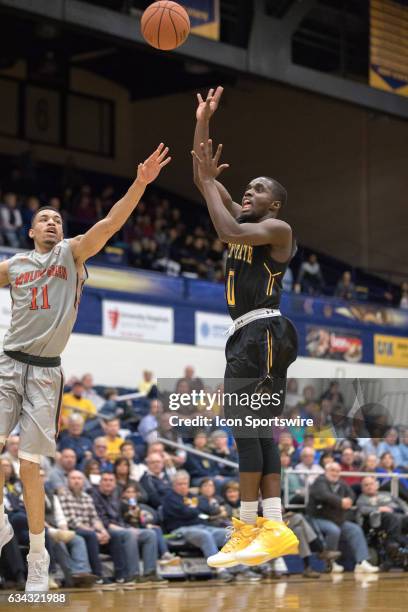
0, 143, 171, 591
192, 89, 299, 567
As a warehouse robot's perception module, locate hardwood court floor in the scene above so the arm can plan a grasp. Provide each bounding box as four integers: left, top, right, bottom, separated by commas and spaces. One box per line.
35, 573, 408, 612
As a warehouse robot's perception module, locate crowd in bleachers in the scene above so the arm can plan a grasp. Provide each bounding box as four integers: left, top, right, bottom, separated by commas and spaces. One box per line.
1, 370, 408, 589
1, 153, 407, 304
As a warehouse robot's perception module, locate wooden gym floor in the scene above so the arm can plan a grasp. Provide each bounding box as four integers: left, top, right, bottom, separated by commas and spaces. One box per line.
8, 573, 407, 612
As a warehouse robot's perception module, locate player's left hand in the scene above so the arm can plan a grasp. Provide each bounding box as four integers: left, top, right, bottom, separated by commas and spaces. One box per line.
137, 143, 171, 185
191, 139, 229, 182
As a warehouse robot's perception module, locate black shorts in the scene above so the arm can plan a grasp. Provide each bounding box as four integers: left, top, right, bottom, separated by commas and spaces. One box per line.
224, 316, 298, 435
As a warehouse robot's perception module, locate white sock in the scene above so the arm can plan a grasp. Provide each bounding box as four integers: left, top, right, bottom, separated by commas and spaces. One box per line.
262, 497, 283, 522
239, 501, 258, 524
29, 530, 46, 554
0, 502, 4, 528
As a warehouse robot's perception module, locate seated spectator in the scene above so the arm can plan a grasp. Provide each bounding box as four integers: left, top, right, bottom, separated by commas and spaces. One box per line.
376, 452, 408, 502
2, 435, 21, 476
339, 448, 362, 491
281, 451, 304, 504
138, 399, 163, 443
137, 370, 158, 397
91, 472, 163, 584
139, 453, 172, 509
307, 462, 379, 573
82, 459, 102, 488
113, 457, 139, 497
210, 430, 239, 480
120, 483, 179, 566
278, 432, 298, 465
176, 365, 204, 393
378, 428, 403, 468
0, 192, 23, 248
120, 440, 148, 481
319, 451, 336, 469
295, 253, 324, 295
184, 432, 216, 486
356, 476, 408, 563
61, 381, 97, 429
42, 470, 95, 587
399, 282, 408, 310
102, 418, 125, 463
361, 453, 378, 473
320, 381, 344, 405
162, 471, 232, 582
146, 440, 183, 473
360, 437, 382, 458
221, 481, 240, 520
335, 271, 355, 301
48, 449, 86, 494
91, 437, 114, 473
58, 470, 111, 584
198, 478, 229, 527
399, 429, 408, 468
294, 448, 324, 503
81, 373, 105, 410
58, 414, 93, 466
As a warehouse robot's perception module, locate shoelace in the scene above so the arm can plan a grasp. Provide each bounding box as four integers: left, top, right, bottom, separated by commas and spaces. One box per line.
27, 559, 46, 583
223, 525, 259, 552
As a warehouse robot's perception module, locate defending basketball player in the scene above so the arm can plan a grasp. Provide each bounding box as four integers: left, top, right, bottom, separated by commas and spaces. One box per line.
192, 89, 299, 567
0, 143, 171, 591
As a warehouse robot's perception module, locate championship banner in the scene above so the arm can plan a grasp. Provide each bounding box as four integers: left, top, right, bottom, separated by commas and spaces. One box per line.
370, 0, 408, 97
374, 334, 408, 367
182, 0, 220, 40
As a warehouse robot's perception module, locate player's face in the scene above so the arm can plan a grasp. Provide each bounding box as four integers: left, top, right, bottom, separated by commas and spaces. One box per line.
30, 210, 63, 248
239, 177, 275, 223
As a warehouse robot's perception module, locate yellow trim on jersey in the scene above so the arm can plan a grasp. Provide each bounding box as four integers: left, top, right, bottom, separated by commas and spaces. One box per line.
267, 329, 273, 371
263, 263, 282, 297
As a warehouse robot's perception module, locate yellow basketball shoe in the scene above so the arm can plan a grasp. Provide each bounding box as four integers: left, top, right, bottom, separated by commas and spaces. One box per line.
207, 517, 263, 568
235, 519, 299, 566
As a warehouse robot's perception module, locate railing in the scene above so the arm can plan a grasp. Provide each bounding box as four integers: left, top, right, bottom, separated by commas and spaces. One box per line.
156, 436, 239, 469
283, 469, 406, 509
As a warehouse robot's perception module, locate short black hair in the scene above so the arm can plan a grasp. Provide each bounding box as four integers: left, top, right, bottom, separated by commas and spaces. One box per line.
264, 177, 288, 209
31, 206, 62, 227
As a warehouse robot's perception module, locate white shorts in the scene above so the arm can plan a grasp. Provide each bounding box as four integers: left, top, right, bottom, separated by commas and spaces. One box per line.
0, 352, 64, 457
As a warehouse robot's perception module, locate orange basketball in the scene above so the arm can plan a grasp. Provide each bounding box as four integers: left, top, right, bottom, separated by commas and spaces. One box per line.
141, 1, 191, 51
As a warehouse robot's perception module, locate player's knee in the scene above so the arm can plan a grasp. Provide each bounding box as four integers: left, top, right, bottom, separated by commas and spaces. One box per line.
19, 452, 42, 478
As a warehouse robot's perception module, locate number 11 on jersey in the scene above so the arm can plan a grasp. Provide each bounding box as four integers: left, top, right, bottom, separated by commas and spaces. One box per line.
30, 285, 51, 310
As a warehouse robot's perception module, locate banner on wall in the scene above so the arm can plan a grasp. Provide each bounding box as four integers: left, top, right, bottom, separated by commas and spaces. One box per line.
183, 0, 220, 40
370, 0, 408, 97
374, 334, 408, 367
0, 288, 11, 328
195, 311, 230, 348
102, 300, 174, 343
305, 326, 363, 363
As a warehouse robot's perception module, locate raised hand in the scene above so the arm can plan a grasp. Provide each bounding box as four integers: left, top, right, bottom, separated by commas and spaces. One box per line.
137, 143, 171, 185
196, 86, 224, 122
192, 139, 229, 182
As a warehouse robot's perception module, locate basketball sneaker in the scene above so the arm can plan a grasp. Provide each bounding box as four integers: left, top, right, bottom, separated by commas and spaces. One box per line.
25, 549, 50, 592
207, 517, 264, 568
235, 520, 299, 566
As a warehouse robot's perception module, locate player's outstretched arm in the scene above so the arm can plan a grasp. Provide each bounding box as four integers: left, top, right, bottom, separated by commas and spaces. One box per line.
0, 260, 9, 288
70, 144, 171, 264
193, 87, 242, 219
193, 140, 291, 248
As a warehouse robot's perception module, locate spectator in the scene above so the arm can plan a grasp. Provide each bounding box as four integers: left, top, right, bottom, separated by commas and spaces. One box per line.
48, 449, 88, 494
138, 399, 163, 443
222, 481, 240, 520
138, 370, 158, 397
113, 458, 139, 497
139, 453, 171, 509
375, 452, 408, 502
91, 437, 114, 473
2, 435, 21, 476
61, 381, 97, 428
361, 453, 378, 473
184, 432, 216, 486
399, 429, 408, 468
162, 471, 233, 582
294, 448, 324, 496
198, 478, 229, 527
335, 271, 355, 300
278, 432, 298, 465
91, 472, 163, 584
120, 483, 179, 566
360, 437, 382, 458
399, 282, 408, 310
58, 470, 111, 585
176, 365, 204, 393
295, 254, 324, 295
120, 440, 148, 481
81, 373, 105, 410
58, 414, 93, 466
377, 428, 403, 467
339, 448, 362, 490
356, 476, 408, 564
210, 430, 239, 480
320, 381, 344, 405
102, 418, 125, 463
21, 195, 40, 244
0, 192, 23, 248
82, 459, 102, 487
307, 462, 379, 573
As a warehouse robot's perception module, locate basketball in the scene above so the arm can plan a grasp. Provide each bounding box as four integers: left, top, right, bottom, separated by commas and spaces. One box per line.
141, 1, 191, 51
